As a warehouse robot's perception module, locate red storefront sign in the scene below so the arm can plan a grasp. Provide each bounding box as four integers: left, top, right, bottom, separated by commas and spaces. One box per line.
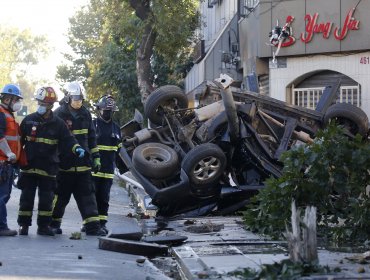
270, 7, 360, 48
301, 8, 360, 43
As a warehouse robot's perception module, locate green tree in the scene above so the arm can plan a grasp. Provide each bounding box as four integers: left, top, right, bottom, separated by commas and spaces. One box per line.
121, 0, 199, 102
57, 0, 199, 122
0, 26, 48, 86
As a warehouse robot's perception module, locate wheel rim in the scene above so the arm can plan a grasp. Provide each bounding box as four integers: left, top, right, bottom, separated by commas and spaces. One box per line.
142, 147, 171, 164
192, 156, 221, 182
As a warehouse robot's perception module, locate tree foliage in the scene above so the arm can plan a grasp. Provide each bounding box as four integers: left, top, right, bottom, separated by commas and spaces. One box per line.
57, 0, 199, 123
0, 26, 48, 86
242, 124, 370, 246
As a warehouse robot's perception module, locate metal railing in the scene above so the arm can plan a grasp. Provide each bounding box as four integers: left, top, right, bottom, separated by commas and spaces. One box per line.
292, 85, 361, 109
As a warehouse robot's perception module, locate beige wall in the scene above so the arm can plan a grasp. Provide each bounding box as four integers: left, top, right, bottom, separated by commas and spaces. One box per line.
269, 51, 370, 117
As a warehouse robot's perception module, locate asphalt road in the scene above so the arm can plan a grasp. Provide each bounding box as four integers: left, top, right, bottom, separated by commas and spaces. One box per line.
0, 178, 169, 280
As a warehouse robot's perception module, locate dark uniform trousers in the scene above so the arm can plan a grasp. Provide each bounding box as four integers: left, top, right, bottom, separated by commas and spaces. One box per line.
17, 173, 56, 227
51, 172, 100, 232
92, 177, 113, 226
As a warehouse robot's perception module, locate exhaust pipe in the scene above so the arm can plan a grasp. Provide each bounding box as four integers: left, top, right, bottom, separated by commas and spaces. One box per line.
214, 74, 239, 141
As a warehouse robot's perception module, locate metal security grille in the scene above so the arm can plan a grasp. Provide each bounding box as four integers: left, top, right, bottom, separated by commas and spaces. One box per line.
292, 85, 361, 109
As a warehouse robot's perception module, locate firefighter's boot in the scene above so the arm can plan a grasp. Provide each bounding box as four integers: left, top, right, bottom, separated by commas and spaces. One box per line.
0, 228, 17, 236
19, 225, 29, 236
86, 228, 106, 236
37, 226, 55, 236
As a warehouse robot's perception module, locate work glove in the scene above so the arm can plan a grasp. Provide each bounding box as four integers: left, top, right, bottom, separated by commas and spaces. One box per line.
93, 157, 101, 173
6, 152, 16, 163
75, 147, 85, 158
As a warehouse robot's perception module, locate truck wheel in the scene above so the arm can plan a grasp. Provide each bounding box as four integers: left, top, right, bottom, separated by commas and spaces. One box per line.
182, 143, 226, 187
132, 143, 179, 179
144, 85, 188, 126
324, 103, 369, 137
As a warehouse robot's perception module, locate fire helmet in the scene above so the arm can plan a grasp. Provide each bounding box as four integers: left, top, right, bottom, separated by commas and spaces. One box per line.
95, 95, 118, 111
34, 87, 58, 104
64, 81, 85, 101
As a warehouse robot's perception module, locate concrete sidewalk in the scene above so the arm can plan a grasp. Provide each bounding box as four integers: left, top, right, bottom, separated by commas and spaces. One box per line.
121, 172, 370, 280
0, 178, 169, 280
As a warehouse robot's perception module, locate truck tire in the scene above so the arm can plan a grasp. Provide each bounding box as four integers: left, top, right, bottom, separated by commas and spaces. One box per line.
132, 143, 179, 179
182, 143, 226, 186
144, 85, 188, 126
323, 103, 369, 137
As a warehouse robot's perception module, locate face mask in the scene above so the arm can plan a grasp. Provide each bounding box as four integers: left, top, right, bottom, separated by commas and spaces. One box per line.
11, 100, 23, 112
37, 105, 48, 115
101, 110, 113, 121
70, 100, 83, 110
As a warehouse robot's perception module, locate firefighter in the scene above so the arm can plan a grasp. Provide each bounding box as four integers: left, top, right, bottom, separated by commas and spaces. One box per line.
50, 81, 105, 236
17, 87, 83, 236
92, 95, 122, 233
0, 84, 23, 237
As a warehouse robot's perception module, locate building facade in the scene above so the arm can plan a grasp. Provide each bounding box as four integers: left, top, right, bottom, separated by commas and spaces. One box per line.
186, 0, 370, 117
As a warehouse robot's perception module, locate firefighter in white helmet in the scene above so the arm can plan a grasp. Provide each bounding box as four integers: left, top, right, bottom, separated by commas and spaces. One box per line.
17, 86, 83, 236
50, 81, 105, 236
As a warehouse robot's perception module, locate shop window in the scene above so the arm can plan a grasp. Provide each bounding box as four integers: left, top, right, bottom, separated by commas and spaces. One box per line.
292, 85, 361, 109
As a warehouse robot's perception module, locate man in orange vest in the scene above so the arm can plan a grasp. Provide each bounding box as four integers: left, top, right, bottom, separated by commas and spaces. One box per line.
0, 84, 23, 236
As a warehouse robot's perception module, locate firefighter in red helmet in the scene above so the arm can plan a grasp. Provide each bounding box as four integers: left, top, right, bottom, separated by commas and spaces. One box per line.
17, 86, 82, 236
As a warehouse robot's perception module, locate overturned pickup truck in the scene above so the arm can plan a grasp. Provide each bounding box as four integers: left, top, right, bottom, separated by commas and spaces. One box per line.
118, 74, 369, 217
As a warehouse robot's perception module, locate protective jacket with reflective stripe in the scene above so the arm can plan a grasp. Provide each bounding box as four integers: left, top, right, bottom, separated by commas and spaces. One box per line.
0, 105, 21, 161
54, 103, 100, 172
92, 118, 121, 178
20, 111, 79, 177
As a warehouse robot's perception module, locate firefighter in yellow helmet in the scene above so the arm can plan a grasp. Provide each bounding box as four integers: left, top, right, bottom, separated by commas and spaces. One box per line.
17, 86, 83, 236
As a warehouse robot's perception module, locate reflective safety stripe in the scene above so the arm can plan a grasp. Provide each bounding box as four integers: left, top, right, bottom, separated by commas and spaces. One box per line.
26, 136, 58, 145
52, 195, 58, 209
118, 143, 122, 148
92, 172, 114, 179
97, 145, 118, 151
18, 211, 32, 216
52, 218, 62, 222
91, 147, 99, 153
99, 215, 108, 221
72, 129, 88, 135
5, 135, 21, 141
38, 210, 52, 217
21, 168, 56, 178
59, 166, 91, 172
72, 144, 79, 153
83, 216, 100, 224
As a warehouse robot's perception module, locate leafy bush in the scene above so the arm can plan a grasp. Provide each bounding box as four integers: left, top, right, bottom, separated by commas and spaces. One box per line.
230, 259, 331, 280
242, 124, 370, 245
